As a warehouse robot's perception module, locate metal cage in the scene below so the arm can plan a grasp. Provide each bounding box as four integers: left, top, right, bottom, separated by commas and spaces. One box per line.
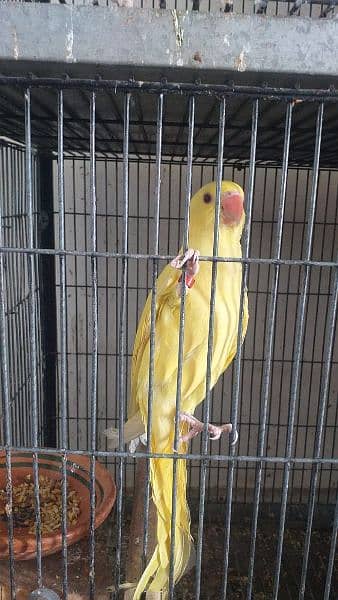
0, 76, 337, 599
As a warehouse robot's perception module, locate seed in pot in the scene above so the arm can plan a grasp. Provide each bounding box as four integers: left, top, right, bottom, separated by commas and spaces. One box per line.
0, 475, 81, 533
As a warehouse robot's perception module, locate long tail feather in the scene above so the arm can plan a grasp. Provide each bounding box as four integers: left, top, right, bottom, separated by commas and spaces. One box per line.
133, 418, 192, 599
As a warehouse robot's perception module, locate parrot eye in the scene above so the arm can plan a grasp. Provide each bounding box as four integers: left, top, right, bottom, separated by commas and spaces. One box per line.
203, 193, 212, 204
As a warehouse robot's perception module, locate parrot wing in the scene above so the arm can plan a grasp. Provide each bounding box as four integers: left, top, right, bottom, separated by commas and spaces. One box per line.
128, 262, 179, 419
104, 262, 180, 447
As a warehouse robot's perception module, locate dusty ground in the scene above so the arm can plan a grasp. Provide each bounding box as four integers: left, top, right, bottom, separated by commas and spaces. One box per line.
0, 506, 336, 599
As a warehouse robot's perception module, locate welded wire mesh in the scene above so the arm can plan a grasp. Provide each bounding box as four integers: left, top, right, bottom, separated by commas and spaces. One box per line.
49, 157, 338, 505
0, 78, 337, 599
0, 142, 43, 449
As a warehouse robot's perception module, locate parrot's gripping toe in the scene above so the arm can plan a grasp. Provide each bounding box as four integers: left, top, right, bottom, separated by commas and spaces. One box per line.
208, 422, 238, 446
178, 412, 238, 446
171, 249, 200, 295
171, 249, 200, 278
230, 428, 239, 446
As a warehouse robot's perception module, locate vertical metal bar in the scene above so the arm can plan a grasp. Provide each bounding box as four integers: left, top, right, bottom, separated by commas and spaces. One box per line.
104, 159, 109, 471
57, 89, 69, 600
221, 99, 258, 600
143, 93, 164, 568
300, 171, 335, 503
257, 165, 271, 503
115, 92, 130, 594
246, 102, 293, 599
132, 158, 140, 493
177, 164, 183, 249
243, 165, 269, 506
324, 188, 338, 503
324, 492, 338, 600
13, 147, 22, 445
296, 172, 331, 505
14, 147, 23, 422
25, 87, 43, 587
272, 102, 324, 600
83, 157, 89, 451
89, 90, 98, 600
6, 146, 16, 442
168, 95, 195, 600
21, 146, 29, 444
268, 168, 306, 503
0, 147, 16, 599
5, 147, 16, 447
114, 157, 119, 487
194, 97, 226, 600
34, 152, 44, 448
204, 157, 214, 507
72, 159, 80, 450
299, 259, 338, 599
37, 154, 57, 448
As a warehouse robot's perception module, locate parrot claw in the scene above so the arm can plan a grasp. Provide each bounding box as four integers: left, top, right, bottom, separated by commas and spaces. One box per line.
171, 249, 200, 296
178, 412, 238, 446
230, 428, 239, 447
171, 249, 200, 277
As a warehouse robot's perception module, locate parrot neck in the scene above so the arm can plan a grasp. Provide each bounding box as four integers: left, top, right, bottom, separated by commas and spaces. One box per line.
189, 222, 242, 258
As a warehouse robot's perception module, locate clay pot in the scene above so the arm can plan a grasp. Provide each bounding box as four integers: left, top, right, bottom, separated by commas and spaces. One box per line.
0, 451, 116, 561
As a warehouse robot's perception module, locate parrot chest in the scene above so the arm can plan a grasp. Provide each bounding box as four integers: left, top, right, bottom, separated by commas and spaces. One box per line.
149, 262, 242, 395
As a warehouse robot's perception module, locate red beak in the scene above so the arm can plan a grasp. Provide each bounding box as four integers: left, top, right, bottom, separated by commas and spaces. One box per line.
221, 192, 244, 225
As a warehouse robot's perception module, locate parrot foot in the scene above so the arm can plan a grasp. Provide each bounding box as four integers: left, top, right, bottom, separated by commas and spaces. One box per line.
171, 249, 200, 295
178, 412, 238, 446
171, 249, 200, 277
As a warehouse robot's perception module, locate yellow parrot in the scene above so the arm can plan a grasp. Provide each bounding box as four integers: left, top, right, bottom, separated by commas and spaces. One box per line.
104, 180, 248, 599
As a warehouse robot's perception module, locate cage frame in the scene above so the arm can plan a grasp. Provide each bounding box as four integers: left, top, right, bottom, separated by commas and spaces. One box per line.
0, 60, 337, 600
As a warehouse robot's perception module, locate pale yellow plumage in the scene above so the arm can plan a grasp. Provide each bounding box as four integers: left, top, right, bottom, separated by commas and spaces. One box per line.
107, 181, 248, 598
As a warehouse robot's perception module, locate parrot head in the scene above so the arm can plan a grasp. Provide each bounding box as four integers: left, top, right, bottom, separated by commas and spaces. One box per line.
189, 180, 245, 232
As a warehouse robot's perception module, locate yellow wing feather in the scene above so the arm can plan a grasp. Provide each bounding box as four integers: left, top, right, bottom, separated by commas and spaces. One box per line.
128, 263, 179, 419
